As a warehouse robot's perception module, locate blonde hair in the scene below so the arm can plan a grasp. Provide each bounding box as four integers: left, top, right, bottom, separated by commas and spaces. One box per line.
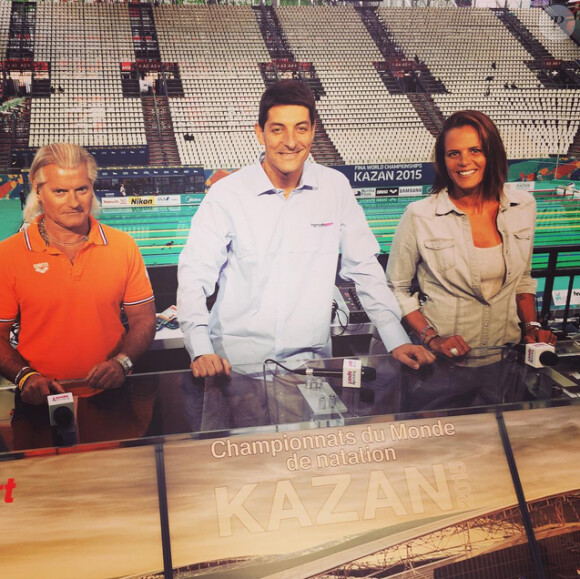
23, 143, 100, 223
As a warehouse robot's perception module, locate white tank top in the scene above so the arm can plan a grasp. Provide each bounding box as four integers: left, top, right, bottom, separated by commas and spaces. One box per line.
475, 244, 505, 301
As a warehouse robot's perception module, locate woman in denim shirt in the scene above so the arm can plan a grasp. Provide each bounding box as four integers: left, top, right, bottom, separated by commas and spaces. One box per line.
385, 110, 557, 358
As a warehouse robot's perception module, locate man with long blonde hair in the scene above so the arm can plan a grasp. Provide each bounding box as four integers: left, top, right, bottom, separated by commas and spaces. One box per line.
0, 144, 155, 416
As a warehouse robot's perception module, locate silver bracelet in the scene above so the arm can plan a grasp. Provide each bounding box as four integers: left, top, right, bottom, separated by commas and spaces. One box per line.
14, 366, 33, 385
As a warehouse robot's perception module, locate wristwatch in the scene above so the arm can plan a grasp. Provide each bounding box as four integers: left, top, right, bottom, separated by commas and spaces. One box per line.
113, 354, 133, 375
524, 321, 542, 332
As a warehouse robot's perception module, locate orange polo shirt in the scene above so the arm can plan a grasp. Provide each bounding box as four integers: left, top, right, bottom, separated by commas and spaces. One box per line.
0, 215, 154, 382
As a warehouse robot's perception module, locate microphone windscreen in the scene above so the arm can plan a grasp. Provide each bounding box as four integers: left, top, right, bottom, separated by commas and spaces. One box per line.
53, 405, 74, 427
359, 387, 375, 404
361, 366, 377, 381
538, 350, 558, 367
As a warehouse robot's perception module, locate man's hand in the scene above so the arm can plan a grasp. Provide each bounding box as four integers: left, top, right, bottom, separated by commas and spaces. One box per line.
191, 354, 231, 378
428, 335, 471, 358
391, 344, 435, 370
86, 359, 126, 390
20, 374, 65, 405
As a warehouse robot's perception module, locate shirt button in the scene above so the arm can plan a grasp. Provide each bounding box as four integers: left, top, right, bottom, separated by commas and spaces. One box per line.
505, 250, 509, 255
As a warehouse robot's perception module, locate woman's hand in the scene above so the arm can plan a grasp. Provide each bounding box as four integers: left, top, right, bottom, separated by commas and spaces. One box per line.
523, 326, 557, 346
428, 335, 471, 358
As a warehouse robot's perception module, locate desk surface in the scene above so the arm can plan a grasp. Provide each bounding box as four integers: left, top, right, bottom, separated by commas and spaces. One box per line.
2, 343, 579, 454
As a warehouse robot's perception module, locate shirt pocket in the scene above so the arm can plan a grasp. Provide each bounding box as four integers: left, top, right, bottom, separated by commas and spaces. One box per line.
423, 238, 456, 272
511, 228, 533, 270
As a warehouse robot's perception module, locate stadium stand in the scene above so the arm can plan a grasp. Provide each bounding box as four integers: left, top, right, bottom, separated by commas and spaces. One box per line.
155, 4, 268, 168
29, 2, 147, 150
0, 2, 10, 61
276, 5, 435, 164
0, 2, 578, 167
381, 6, 580, 160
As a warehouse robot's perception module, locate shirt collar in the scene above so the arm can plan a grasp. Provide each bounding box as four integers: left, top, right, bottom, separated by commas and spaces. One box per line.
434, 189, 458, 216
435, 187, 518, 215
24, 215, 107, 252
499, 185, 522, 211
255, 152, 318, 196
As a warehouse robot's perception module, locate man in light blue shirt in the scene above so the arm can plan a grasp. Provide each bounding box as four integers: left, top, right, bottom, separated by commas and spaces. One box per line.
177, 80, 434, 378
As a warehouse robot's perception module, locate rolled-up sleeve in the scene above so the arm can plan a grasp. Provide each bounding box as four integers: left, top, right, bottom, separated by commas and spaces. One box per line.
339, 191, 410, 352
513, 198, 537, 296
386, 206, 422, 317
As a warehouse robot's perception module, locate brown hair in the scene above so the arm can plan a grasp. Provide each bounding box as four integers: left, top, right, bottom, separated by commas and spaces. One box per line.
431, 110, 507, 200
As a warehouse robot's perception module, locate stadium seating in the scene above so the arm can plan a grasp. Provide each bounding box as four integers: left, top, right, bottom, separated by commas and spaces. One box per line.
381, 7, 580, 159
154, 4, 267, 167
0, 2, 10, 61
29, 2, 147, 149
277, 5, 435, 164
3, 2, 579, 166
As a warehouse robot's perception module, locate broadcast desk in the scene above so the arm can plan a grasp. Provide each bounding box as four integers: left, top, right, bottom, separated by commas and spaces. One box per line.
1, 344, 579, 579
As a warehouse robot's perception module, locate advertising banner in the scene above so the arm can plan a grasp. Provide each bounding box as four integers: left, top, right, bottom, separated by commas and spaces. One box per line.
101, 194, 198, 208
503, 406, 580, 504
334, 162, 436, 190
493, 406, 580, 578
182, 193, 205, 205
153, 194, 181, 207
129, 195, 156, 207
0, 446, 163, 579
100, 196, 130, 207
552, 286, 580, 307
163, 413, 528, 577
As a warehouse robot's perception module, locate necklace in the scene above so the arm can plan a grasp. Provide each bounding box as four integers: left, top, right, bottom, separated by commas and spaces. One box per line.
38, 217, 89, 247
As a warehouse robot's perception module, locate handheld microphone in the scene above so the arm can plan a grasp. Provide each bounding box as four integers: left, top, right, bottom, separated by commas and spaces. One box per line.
510, 343, 559, 368
48, 392, 77, 446
294, 366, 377, 382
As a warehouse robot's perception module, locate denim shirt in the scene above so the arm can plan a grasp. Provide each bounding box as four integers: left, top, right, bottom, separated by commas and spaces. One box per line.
386, 186, 537, 347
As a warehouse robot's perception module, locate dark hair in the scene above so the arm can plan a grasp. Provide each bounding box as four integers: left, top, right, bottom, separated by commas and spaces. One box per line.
431, 110, 507, 201
258, 79, 316, 129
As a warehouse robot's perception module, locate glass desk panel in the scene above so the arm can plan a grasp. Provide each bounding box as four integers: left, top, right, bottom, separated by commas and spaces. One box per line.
0, 345, 578, 578
0, 344, 578, 453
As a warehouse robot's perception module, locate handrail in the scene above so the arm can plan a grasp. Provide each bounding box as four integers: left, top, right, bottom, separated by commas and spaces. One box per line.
532, 244, 580, 331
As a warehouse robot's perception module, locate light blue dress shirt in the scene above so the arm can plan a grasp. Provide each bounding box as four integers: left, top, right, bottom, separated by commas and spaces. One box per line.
177, 159, 410, 366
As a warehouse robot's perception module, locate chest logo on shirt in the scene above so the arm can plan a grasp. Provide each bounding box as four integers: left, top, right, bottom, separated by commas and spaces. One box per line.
311, 222, 334, 228
33, 262, 49, 274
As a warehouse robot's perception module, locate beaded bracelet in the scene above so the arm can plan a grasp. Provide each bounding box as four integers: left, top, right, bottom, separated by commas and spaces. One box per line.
418, 324, 437, 343
424, 333, 440, 347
